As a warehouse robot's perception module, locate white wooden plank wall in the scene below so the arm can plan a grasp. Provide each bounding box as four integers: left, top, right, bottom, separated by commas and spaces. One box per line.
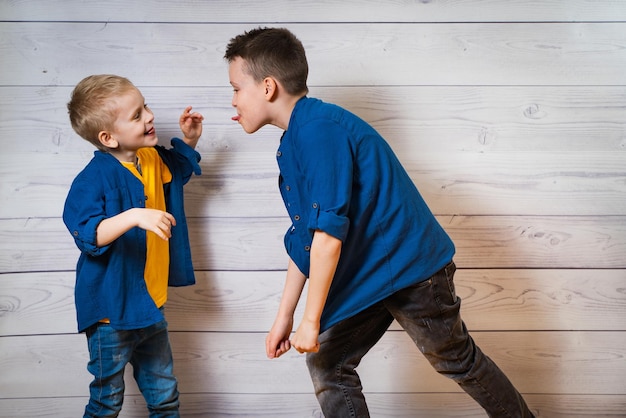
1, 1, 625, 417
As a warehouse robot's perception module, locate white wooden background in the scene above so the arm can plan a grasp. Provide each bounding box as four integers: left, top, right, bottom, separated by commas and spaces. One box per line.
1, 1, 625, 417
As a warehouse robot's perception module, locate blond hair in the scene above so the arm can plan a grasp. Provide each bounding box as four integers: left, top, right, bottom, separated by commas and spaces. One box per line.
67, 74, 136, 150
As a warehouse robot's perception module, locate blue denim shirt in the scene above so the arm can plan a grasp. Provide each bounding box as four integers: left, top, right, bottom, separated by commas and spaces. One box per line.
63, 138, 201, 332
277, 97, 455, 332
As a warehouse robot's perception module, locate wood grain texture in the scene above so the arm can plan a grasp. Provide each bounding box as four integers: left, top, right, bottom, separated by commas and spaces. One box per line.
2, 270, 625, 336
1, 331, 624, 398
3, 86, 625, 155
1, 216, 625, 273
2, 85, 624, 218
2, 23, 625, 87
1, 393, 626, 418
3, 150, 625, 218
3, 0, 626, 23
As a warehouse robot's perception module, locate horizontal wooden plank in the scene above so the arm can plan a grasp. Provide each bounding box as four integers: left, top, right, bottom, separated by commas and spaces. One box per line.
2, 393, 625, 418
3, 0, 626, 23
2, 270, 625, 336
4, 150, 623, 219
2, 22, 625, 86
178, 330, 626, 395
1, 215, 625, 273
446, 215, 626, 269
1, 331, 624, 398
4, 86, 625, 155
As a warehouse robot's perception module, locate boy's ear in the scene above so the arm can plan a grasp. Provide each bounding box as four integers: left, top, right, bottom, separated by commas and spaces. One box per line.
98, 131, 118, 149
263, 77, 278, 101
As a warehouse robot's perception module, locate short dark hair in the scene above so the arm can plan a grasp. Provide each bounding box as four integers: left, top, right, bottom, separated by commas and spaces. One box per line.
224, 27, 309, 96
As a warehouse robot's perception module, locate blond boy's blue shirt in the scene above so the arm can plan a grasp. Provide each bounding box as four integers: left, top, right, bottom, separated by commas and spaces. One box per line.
63, 138, 201, 332
277, 97, 455, 333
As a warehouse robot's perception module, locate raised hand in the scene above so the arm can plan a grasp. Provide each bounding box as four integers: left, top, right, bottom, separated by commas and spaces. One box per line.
179, 105, 204, 148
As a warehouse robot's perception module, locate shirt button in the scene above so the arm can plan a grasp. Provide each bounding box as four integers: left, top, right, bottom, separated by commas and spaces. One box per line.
286, 185, 291, 191
294, 215, 300, 221
312, 202, 318, 208
304, 245, 311, 251
276, 151, 282, 157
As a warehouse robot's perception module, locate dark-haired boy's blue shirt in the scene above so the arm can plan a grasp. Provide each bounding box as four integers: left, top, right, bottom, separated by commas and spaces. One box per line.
63, 138, 201, 332
277, 97, 455, 333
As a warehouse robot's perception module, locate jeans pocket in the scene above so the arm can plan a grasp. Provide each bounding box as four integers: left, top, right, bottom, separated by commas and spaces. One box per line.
433, 261, 459, 310
444, 261, 457, 299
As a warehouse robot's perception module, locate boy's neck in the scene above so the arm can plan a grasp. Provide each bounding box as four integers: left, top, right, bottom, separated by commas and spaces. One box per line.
108, 148, 139, 163
274, 93, 306, 130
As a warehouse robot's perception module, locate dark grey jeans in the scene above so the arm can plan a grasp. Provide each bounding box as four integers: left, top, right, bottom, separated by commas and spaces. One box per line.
306, 261, 534, 418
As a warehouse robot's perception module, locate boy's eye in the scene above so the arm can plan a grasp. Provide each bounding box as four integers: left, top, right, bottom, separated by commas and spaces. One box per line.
133, 105, 149, 120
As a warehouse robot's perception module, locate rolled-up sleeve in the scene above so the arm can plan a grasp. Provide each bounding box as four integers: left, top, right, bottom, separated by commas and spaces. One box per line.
63, 176, 111, 256
297, 120, 353, 242
307, 202, 350, 241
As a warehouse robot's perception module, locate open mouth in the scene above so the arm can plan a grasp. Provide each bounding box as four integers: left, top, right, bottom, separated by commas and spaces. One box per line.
145, 127, 155, 135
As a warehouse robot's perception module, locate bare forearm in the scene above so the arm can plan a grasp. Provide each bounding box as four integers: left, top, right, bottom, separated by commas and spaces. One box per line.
266, 258, 307, 359
288, 230, 342, 354
302, 230, 342, 325
95, 209, 140, 247
277, 258, 307, 318
96, 207, 176, 247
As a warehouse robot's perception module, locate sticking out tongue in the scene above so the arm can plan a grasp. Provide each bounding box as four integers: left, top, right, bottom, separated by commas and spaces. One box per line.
231, 115, 240, 122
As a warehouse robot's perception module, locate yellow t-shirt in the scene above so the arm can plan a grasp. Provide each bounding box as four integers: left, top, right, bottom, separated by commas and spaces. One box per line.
121, 147, 173, 308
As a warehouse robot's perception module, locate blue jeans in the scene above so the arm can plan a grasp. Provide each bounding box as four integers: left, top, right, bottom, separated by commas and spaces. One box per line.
83, 318, 179, 417
306, 261, 534, 418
